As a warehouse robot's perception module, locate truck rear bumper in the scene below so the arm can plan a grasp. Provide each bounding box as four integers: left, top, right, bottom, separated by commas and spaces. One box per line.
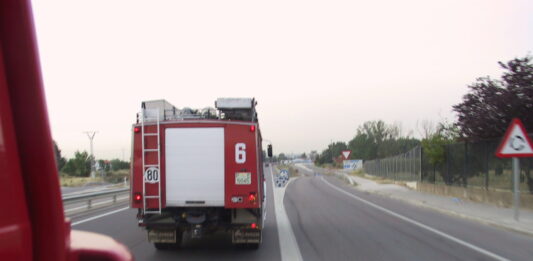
139, 207, 262, 243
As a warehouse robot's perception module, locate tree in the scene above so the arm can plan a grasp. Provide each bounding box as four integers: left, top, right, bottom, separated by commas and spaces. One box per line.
348, 132, 375, 160
97, 159, 111, 172
453, 56, 533, 140
421, 122, 460, 184
417, 120, 435, 139
109, 159, 130, 171
309, 151, 318, 161
347, 120, 419, 160
52, 140, 66, 172
316, 141, 347, 165
61, 151, 93, 177
314, 120, 420, 167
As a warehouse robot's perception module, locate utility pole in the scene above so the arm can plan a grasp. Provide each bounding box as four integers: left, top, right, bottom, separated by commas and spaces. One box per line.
84, 131, 98, 178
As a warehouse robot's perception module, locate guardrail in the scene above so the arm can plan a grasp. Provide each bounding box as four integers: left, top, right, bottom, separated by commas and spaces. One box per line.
62, 188, 130, 214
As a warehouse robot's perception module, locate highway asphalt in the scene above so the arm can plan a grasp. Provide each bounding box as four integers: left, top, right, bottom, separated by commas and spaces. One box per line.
69, 164, 533, 261
70, 165, 281, 261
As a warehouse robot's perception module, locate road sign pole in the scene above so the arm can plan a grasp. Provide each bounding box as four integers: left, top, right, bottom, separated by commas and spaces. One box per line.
513, 157, 520, 221
495, 119, 533, 221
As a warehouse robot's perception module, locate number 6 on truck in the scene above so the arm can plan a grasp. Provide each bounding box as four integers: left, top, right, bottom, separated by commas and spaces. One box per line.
235, 143, 246, 163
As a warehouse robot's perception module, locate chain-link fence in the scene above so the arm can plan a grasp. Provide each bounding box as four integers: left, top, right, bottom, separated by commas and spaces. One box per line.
363, 138, 533, 193
363, 146, 421, 181
422, 138, 533, 193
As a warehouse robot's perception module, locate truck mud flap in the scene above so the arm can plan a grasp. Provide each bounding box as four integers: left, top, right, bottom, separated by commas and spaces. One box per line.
232, 229, 261, 244
148, 229, 176, 243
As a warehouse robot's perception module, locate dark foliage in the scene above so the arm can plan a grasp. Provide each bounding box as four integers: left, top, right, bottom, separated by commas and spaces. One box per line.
453, 56, 533, 140
53, 140, 66, 172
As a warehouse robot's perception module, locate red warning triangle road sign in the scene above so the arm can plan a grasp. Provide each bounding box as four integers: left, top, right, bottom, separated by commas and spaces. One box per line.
495, 118, 533, 158
341, 150, 351, 160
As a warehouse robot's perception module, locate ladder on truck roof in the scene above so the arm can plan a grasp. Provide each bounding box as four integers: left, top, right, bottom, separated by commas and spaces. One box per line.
141, 107, 162, 214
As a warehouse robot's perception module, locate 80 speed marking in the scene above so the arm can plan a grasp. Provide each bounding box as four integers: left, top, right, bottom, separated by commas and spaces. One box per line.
144, 167, 160, 183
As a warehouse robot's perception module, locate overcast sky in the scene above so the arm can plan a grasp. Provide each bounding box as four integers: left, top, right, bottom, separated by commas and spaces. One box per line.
31, 0, 532, 159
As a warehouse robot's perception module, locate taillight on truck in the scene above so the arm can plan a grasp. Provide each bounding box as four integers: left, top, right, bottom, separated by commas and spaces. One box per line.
134, 193, 142, 203
248, 192, 257, 203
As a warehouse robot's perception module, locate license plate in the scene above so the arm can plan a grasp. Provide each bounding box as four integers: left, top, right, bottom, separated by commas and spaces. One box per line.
232, 229, 261, 243
148, 230, 176, 243
235, 172, 251, 185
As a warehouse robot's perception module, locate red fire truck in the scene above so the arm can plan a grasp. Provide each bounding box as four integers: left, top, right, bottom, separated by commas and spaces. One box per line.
130, 98, 271, 249
0, 1, 132, 260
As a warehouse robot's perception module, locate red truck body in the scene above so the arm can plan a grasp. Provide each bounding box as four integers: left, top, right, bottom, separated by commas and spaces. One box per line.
130, 99, 267, 249
0, 1, 132, 260
131, 121, 263, 209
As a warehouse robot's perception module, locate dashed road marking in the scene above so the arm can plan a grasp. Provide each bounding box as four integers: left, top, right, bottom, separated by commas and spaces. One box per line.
71, 207, 130, 226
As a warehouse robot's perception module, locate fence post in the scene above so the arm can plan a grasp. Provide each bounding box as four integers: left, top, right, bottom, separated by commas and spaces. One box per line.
393, 156, 398, 180
402, 153, 407, 180
446, 144, 450, 185
400, 153, 403, 180
485, 141, 489, 190
385, 159, 388, 179
411, 149, 414, 180
432, 146, 437, 184
463, 142, 468, 187
420, 146, 424, 183
409, 149, 415, 179
414, 148, 417, 181
418, 146, 422, 183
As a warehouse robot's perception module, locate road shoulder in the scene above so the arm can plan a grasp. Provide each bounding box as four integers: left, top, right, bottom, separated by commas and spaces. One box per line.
341, 170, 533, 236
271, 166, 303, 261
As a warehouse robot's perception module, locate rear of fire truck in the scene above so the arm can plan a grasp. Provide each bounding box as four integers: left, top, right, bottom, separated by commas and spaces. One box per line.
130, 98, 268, 250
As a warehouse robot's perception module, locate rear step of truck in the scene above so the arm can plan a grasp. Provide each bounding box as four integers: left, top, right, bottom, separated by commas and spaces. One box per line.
141, 107, 162, 214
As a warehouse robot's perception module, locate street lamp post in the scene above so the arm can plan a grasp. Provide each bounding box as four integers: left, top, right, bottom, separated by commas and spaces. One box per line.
84, 131, 97, 178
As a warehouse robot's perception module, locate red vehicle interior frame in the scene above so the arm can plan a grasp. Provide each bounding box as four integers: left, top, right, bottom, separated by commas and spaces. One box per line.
0, 1, 132, 261
1, 1, 67, 260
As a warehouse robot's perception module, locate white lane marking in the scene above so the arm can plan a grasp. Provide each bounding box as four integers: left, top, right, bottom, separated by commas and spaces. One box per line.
62, 185, 127, 196
321, 177, 510, 261
65, 196, 129, 212
71, 207, 130, 226
262, 164, 268, 226
338, 172, 354, 185
271, 166, 303, 261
